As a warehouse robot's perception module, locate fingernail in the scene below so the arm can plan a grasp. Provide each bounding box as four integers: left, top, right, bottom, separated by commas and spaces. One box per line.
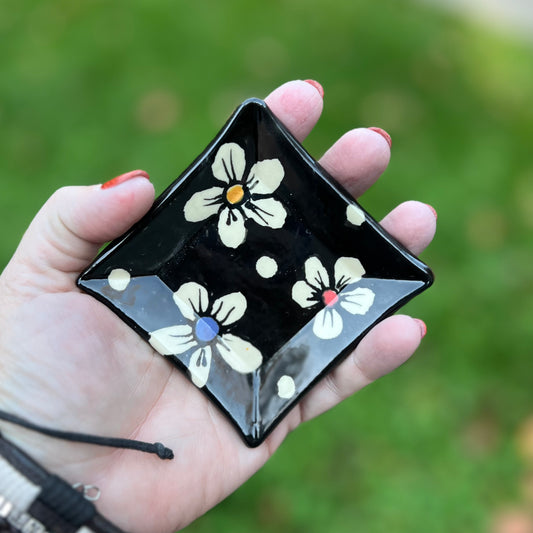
426, 203, 438, 220
368, 127, 392, 148
413, 319, 427, 338
304, 79, 324, 99
101, 170, 150, 190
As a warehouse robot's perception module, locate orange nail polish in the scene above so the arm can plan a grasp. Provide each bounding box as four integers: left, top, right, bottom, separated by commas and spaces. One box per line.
101, 170, 150, 189
368, 127, 392, 148
413, 319, 427, 338
426, 204, 438, 220
304, 79, 324, 99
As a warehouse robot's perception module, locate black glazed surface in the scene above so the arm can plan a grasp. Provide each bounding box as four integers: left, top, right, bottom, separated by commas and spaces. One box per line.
77, 98, 433, 446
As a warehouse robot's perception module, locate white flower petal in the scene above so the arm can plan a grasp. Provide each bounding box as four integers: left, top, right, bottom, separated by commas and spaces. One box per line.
211, 292, 247, 326
346, 204, 365, 226
217, 334, 263, 374
173, 282, 209, 321
334, 257, 365, 288
211, 143, 246, 184
292, 280, 317, 308
243, 198, 287, 229
312, 308, 343, 340
340, 287, 375, 315
149, 325, 195, 355
188, 346, 212, 388
184, 187, 224, 222
218, 206, 247, 248
246, 159, 284, 194
304, 256, 330, 290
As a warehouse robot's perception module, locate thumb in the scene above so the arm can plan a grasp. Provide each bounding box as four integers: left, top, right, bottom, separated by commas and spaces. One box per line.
5, 170, 155, 293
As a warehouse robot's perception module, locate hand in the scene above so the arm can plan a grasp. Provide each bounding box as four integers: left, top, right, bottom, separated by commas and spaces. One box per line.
0, 80, 436, 533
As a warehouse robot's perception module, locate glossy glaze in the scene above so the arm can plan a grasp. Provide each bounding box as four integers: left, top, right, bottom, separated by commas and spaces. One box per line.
77, 99, 433, 446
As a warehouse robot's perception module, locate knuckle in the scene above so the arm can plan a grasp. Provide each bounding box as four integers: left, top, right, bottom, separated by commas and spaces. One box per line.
323, 372, 345, 402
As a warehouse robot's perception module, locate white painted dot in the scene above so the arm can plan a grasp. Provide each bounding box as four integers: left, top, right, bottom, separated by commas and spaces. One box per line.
256, 256, 278, 279
277, 375, 296, 399
347, 204, 365, 226
108, 268, 131, 291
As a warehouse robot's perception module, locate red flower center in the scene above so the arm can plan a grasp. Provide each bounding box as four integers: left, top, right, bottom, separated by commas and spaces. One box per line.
322, 289, 338, 307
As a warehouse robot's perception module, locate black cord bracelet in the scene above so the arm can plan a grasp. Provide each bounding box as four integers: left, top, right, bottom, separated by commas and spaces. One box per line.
0, 431, 126, 533
0, 409, 173, 460
0, 408, 175, 531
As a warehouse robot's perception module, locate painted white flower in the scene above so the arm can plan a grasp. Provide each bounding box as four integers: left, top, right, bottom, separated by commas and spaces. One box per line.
292, 256, 375, 340
149, 282, 262, 387
184, 142, 287, 248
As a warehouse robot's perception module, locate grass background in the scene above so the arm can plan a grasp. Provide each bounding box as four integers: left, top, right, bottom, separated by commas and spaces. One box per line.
1, 1, 533, 531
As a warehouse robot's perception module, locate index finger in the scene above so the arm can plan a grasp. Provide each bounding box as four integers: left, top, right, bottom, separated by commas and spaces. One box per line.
264, 80, 324, 142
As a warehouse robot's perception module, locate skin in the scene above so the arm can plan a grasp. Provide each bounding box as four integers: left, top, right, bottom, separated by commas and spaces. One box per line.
0, 80, 436, 533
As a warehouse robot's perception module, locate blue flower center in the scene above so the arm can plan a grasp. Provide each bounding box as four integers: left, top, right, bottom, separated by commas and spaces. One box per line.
195, 317, 220, 342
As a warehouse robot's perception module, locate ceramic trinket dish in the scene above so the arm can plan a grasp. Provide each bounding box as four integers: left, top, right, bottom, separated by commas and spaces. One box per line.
77, 98, 433, 447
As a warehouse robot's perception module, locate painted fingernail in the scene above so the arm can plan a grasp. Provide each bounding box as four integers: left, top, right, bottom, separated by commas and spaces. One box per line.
101, 170, 150, 189
304, 79, 324, 99
368, 127, 392, 148
413, 319, 427, 338
426, 204, 438, 220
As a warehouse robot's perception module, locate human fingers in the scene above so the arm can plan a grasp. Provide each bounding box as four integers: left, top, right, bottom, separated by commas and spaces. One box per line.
4, 171, 155, 293
380, 200, 437, 255
264, 79, 324, 142
266, 82, 394, 199
318, 127, 392, 198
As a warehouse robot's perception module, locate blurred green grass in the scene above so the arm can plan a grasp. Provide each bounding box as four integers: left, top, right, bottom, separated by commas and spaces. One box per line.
2, 1, 533, 532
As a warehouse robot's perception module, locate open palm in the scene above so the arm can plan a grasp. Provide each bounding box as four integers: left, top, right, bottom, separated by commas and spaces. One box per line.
0, 80, 436, 533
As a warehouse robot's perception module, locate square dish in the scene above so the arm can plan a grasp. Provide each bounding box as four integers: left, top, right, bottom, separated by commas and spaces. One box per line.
77, 98, 433, 446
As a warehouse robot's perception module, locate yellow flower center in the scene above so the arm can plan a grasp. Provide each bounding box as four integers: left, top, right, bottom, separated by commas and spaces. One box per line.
226, 184, 245, 204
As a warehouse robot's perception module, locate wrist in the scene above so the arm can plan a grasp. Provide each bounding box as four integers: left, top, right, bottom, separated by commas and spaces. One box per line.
0, 431, 126, 533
